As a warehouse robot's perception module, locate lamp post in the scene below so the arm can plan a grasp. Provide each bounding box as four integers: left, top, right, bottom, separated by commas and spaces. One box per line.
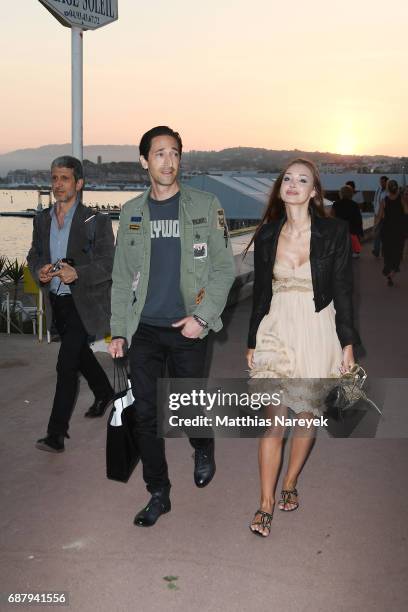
71, 26, 83, 161
38, 1, 118, 162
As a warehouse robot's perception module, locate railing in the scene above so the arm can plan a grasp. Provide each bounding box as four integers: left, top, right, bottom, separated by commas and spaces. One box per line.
0, 290, 46, 341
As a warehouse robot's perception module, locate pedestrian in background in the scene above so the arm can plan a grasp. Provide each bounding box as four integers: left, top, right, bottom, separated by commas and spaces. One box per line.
377, 179, 405, 286
332, 185, 364, 258
345, 180, 365, 208
28, 156, 115, 453
401, 186, 408, 259
372, 175, 388, 257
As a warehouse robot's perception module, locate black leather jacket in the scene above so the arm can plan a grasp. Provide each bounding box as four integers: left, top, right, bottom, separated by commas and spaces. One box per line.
247, 212, 361, 349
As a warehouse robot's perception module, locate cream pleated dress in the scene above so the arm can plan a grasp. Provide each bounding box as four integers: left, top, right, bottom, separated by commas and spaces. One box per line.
250, 256, 343, 416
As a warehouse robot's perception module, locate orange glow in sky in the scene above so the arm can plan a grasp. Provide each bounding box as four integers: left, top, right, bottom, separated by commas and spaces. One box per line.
0, 0, 407, 156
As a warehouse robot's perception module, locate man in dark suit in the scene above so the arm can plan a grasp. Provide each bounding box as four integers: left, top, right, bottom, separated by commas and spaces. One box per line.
27, 156, 115, 453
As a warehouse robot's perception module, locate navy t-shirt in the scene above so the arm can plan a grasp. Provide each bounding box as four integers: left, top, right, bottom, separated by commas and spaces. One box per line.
140, 192, 186, 326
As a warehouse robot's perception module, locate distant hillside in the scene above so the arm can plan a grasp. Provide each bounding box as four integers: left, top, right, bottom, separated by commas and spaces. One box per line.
0, 144, 139, 176
184, 147, 367, 172
0, 143, 405, 176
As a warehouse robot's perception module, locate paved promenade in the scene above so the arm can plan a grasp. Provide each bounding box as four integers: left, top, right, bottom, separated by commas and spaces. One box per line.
1, 242, 407, 612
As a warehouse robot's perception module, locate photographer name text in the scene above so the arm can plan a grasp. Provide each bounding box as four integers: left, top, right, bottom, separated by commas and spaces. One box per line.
168, 415, 328, 428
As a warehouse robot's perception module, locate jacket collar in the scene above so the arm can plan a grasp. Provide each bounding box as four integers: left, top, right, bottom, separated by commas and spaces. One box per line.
259, 207, 327, 262
41, 200, 87, 262
310, 207, 324, 238
66, 202, 89, 256
50, 195, 80, 221
136, 183, 193, 218
179, 183, 193, 206
136, 183, 189, 208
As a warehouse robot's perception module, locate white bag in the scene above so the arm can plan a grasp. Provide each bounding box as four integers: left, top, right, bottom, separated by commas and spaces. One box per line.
110, 379, 135, 427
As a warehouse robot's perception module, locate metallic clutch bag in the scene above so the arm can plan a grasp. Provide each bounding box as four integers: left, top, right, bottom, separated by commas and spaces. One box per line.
325, 364, 382, 420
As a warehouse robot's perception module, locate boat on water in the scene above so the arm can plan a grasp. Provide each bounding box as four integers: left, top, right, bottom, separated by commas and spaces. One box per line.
0, 190, 53, 218
0, 206, 121, 220
0, 209, 38, 218
0, 188, 124, 219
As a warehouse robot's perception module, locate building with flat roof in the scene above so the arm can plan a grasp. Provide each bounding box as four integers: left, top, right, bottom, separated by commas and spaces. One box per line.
185, 172, 406, 224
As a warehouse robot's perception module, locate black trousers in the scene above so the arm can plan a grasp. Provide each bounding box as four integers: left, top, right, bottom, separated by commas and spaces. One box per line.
47, 294, 112, 436
128, 323, 211, 493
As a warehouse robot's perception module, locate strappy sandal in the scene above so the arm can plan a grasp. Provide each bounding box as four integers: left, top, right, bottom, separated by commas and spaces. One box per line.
249, 509, 274, 537
278, 488, 299, 512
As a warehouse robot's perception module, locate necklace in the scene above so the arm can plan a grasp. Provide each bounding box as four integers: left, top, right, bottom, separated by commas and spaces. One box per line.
281, 222, 311, 237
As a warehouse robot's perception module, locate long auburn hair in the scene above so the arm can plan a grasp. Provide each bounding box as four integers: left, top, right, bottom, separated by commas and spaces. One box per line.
244, 158, 326, 256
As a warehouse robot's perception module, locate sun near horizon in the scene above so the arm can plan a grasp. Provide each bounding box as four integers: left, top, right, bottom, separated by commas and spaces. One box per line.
1, 1, 408, 158
334, 133, 358, 156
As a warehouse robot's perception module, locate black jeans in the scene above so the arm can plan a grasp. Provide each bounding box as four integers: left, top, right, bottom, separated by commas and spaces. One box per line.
372, 219, 383, 256
47, 294, 112, 436
128, 323, 210, 493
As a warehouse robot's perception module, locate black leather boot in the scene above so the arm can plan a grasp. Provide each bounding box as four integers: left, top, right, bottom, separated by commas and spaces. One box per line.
84, 393, 114, 418
194, 439, 216, 487
133, 489, 171, 527
36, 434, 65, 453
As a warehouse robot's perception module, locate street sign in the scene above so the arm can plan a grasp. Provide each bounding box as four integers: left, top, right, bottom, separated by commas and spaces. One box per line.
39, 0, 118, 31
38, 1, 118, 162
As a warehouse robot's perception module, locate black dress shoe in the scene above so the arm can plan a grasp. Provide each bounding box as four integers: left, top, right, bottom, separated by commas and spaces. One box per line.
134, 490, 171, 527
84, 394, 114, 418
36, 434, 65, 453
194, 440, 216, 488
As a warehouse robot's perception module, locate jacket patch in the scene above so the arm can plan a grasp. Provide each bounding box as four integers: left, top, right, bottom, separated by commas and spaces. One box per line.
129, 223, 141, 230
196, 287, 205, 304
131, 216, 142, 222
192, 217, 208, 225
217, 209, 226, 229
194, 243, 207, 259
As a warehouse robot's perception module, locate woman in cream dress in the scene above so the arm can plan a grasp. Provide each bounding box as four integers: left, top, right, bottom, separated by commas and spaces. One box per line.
246, 159, 360, 537
252, 258, 342, 387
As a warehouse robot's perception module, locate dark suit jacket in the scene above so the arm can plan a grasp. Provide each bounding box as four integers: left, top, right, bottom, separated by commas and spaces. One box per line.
332, 198, 364, 237
27, 203, 115, 340
247, 212, 361, 349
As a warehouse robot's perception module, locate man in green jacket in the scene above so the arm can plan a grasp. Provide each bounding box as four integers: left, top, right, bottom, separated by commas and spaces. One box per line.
109, 126, 235, 527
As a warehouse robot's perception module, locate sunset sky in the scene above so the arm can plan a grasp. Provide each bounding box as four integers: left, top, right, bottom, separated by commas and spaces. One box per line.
1, 0, 407, 156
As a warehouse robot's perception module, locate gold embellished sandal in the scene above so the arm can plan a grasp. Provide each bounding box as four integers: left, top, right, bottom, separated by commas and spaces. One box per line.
278, 488, 299, 512
249, 509, 274, 537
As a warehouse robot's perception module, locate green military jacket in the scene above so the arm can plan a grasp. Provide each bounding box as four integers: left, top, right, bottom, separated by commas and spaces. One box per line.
111, 184, 235, 344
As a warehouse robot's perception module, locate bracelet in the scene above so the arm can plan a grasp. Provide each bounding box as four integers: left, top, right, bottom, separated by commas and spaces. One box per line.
193, 315, 208, 329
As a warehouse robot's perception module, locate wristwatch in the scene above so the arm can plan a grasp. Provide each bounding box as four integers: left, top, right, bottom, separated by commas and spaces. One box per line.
193, 315, 208, 329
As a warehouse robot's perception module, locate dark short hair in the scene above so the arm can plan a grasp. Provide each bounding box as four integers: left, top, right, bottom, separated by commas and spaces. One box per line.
345, 180, 355, 190
381, 175, 389, 182
387, 179, 398, 190
340, 185, 353, 200
139, 126, 183, 159
51, 156, 84, 182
